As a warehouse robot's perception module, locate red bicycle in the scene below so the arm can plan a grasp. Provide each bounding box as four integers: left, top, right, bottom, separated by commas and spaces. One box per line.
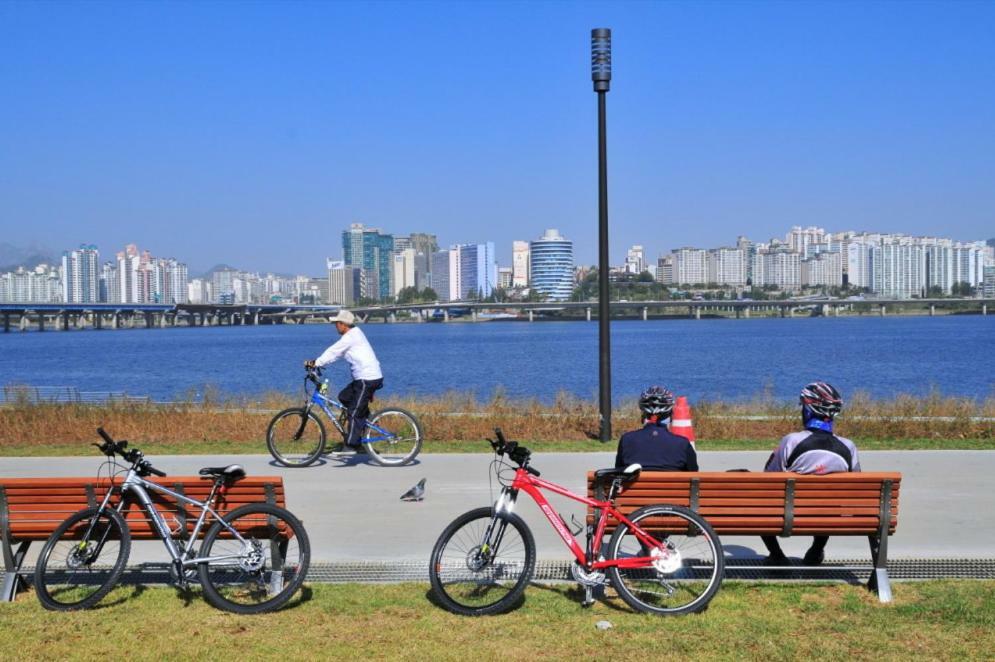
428, 430, 724, 616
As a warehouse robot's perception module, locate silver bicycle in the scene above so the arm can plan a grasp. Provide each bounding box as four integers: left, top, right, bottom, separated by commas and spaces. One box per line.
34, 428, 310, 614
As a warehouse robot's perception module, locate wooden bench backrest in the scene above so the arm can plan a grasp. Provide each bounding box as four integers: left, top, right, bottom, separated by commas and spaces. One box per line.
0, 476, 286, 542
586, 471, 901, 536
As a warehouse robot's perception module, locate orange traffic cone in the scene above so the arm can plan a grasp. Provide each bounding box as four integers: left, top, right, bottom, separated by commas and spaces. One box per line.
671, 396, 696, 449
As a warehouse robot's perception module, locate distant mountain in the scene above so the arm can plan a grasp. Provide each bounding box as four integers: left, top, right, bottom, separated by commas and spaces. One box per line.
194, 263, 297, 280
987, 238, 995, 248
0, 242, 56, 272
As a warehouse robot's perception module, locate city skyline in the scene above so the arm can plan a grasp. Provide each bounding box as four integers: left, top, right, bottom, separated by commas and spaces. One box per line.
3, 222, 992, 305
2, 2, 994, 273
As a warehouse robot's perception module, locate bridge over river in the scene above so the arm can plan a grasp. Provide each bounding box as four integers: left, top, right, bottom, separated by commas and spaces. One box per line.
2, 298, 992, 331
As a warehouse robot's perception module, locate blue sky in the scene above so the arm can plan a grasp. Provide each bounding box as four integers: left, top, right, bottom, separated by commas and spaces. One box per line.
1, 0, 993, 274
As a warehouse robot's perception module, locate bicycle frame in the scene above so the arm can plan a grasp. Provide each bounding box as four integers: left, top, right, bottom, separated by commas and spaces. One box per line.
496, 467, 671, 571
305, 387, 394, 443
90, 467, 252, 570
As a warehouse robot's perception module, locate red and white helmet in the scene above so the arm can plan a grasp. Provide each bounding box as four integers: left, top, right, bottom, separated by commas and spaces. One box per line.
800, 382, 843, 420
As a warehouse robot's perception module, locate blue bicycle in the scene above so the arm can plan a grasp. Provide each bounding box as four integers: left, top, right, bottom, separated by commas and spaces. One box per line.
266, 366, 422, 467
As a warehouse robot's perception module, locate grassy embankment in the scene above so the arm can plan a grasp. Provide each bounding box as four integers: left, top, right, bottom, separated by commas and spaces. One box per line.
1, 581, 993, 660
1, 390, 992, 456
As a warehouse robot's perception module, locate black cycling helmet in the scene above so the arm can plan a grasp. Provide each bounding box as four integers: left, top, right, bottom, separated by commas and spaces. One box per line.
800, 381, 843, 420
639, 385, 675, 418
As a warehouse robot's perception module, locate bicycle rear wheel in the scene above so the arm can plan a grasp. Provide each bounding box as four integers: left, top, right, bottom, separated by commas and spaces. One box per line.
606, 504, 723, 615
363, 407, 422, 467
33, 507, 131, 611
198, 503, 311, 614
266, 407, 326, 467
429, 507, 535, 616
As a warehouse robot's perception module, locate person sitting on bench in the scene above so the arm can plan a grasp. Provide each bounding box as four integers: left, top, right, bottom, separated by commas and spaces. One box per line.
615, 386, 698, 471
762, 381, 861, 566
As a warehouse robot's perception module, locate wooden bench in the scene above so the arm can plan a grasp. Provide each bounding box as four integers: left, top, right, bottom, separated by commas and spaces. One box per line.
587, 471, 901, 602
1, 475, 286, 602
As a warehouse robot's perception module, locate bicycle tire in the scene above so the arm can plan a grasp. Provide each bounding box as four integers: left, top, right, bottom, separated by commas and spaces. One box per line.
198, 502, 311, 614
34, 507, 132, 611
606, 504, 723, 615
266, 407, 326, 467
363, 407, 423, 467
429, 506, 536, 616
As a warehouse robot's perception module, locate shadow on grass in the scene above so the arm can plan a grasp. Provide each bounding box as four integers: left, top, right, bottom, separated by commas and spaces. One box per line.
422, 585, 527, 615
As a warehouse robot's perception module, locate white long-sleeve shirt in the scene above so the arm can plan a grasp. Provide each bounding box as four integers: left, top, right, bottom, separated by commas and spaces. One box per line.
314, 327, 383, 381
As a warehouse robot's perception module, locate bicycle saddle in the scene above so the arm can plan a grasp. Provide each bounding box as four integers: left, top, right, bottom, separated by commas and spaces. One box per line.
199, 465, 246, 481
594, 464, 642, 483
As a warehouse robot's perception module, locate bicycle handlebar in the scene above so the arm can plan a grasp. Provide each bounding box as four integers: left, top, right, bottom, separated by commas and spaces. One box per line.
489, 428, 540, 477
93, 427, 167, 478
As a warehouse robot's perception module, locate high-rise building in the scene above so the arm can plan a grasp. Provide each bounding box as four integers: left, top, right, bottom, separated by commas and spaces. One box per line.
327, 260, 357, 305
430, 249, 457, 302
529, 229, 574, 301
801, 251, 843, 287
752, 248, 801, 291
787, 226, 827, 257
656, 255, 674, 284
706, 248, 747, 286
61, 244, 99, 303
672, 248, 708, 285
457, 242, 497, 299
0, 265, 61, 303
342, 223, 395, 301
512, 240, 530, 288
212, 268, 239, 304
983, 266, 995, 298
625, 245, 645, 274
498, 267, 513, 289
391, 248, 417, 297
408, 233, 438, 290
187, 279, 212, 304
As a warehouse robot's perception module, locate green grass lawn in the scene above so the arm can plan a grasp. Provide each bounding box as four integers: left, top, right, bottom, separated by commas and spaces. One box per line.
2, 437, 994, 457
2, 581, 993, 660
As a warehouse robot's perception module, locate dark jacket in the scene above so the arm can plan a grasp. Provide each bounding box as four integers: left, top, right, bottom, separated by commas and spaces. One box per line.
615, 423, 699, 471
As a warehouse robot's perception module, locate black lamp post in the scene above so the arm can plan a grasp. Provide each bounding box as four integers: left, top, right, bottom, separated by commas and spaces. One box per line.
592, 28, 612, 442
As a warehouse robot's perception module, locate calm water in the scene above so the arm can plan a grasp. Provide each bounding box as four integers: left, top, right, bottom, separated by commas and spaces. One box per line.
1, 317, 993, 403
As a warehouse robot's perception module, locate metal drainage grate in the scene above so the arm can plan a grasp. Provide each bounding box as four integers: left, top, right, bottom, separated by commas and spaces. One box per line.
21, 558, 995, 585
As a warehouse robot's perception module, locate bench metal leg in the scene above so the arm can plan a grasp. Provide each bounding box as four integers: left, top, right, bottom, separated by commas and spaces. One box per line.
2, 541, 31, 602
269, 539, 287, 596
867, 536, 893, 603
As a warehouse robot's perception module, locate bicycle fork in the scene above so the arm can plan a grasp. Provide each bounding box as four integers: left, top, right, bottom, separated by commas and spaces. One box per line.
479, 488, 518, 565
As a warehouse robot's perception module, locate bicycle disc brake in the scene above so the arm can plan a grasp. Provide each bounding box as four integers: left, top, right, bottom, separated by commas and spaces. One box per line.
650, 544, 683, 574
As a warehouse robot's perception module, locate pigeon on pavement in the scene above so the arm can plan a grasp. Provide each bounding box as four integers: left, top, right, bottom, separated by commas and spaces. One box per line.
400, 478, 426, 502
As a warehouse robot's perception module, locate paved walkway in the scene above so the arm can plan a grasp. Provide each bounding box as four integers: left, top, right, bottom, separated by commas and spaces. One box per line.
2, 450, 992, 562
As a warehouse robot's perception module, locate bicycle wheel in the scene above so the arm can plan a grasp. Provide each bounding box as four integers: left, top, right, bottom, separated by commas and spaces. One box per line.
606, 504, 723, 615
363, 407, 423, 467
33, 507, 131, 611
429, 506, 536, 616
266, 407, 326, 467
198, 503, 311, 614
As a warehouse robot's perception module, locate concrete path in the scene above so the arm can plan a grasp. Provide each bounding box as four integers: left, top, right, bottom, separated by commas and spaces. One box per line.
2, 450, 992, 562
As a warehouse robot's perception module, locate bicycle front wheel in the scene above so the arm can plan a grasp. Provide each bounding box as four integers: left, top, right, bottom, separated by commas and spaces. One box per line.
606, 504, 723, 615
198, 503, 311, 614
33, 507, 131, 611
266, 407, 326, 467
364, 407, 423, 467
429, 506, 536, 616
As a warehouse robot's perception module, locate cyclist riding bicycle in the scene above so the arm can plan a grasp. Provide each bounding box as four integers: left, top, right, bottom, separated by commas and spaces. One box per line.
305, 309, 383, 454
761, 381, 861, 566
615, 385, 698, 471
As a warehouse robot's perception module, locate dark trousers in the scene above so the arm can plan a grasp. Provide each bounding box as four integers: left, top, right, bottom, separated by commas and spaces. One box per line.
761, 535, 828, 557
338, 378, 383, 446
